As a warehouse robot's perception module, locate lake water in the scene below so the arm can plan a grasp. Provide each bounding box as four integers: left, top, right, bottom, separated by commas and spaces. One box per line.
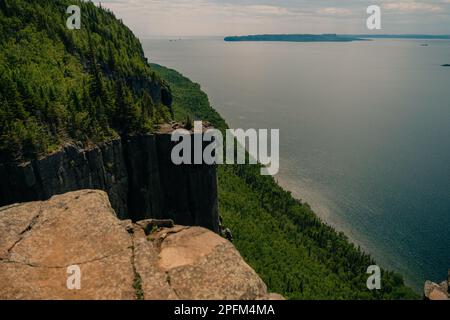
142, 37, 450, 290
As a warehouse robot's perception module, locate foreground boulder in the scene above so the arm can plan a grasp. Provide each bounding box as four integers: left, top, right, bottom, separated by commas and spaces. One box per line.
424, 272, 449, 300
0, 190, 282, 300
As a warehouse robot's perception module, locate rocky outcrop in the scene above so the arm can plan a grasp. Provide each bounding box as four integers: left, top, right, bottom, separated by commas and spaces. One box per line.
424, 272, 450, 300
0, 128, 219, 232
0, 190, 282, 300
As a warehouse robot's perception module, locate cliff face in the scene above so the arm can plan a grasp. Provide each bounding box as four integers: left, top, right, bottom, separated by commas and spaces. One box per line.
0, 132, 219, 232
0, 190, 282, 300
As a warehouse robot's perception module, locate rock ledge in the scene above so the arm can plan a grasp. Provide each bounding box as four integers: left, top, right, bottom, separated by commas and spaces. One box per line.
0, 190, 282, 300
424, 272, 449, 300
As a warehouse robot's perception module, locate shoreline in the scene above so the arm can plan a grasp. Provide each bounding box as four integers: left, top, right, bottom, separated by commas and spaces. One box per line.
275, 174, 422, 292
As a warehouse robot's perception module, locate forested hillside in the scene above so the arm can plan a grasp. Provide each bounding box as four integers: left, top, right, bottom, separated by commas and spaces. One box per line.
0, 0, 418, 299
0, 0, 172, 162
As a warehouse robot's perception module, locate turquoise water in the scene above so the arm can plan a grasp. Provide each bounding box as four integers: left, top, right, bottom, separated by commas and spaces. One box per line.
142, 38, 450, 290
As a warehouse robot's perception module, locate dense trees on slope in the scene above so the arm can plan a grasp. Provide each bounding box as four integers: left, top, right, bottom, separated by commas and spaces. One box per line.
0, 0, 172, 162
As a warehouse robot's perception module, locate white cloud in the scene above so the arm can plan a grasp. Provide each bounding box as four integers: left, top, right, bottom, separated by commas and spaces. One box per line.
382, 1, 443, 13
242, 5, 293, 16
317, 7, 353, 16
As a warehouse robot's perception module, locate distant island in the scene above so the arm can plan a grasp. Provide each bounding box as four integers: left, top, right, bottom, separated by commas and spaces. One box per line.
442, 64, 450, 67
224, 34, 366, 42
224, 34, 450, 42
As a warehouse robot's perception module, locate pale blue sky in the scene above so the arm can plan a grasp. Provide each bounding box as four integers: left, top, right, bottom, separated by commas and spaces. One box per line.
94, 0, 450, 37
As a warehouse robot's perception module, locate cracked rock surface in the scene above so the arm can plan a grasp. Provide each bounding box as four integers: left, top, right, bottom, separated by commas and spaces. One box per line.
0, 190, 282, 300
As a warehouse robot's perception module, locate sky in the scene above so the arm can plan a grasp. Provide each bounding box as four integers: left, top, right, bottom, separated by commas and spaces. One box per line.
92, 0, 450, 37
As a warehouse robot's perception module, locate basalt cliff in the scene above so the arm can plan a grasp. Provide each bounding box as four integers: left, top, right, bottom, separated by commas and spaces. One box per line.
0, 126, 220, 233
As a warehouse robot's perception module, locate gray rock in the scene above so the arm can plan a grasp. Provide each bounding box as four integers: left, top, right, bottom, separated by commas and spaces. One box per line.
439, 281, 448, 295
424, 280, 437, 299
424, 279, 449, 300
429, 289, 448, 300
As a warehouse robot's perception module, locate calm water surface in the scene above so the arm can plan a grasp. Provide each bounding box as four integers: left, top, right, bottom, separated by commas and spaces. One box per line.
142, 38, 450, 290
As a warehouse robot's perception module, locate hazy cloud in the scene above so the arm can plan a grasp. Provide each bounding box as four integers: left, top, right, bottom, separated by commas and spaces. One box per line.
382, 1, 443, 13
317, 7, 353, 16
93, 0, 450, 36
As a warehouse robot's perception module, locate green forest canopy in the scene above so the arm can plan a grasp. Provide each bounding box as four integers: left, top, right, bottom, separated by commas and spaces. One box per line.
0, 0, 173, 162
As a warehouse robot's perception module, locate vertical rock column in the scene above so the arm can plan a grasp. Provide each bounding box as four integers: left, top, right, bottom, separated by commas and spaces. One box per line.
155, 133, 219, 233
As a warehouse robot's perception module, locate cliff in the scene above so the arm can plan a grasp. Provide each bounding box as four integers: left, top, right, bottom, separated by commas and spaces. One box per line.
0, 127, 219, 232
0, 190, 282, 300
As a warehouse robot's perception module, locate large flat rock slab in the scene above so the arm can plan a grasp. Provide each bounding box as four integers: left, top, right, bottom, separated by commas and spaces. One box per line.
151, 227, 268, 299
0, 190, 282, 300
0, 190, 135, 300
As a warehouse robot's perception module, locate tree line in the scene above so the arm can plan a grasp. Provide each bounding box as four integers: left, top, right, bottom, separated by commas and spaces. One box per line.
0, 0, 172, 162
